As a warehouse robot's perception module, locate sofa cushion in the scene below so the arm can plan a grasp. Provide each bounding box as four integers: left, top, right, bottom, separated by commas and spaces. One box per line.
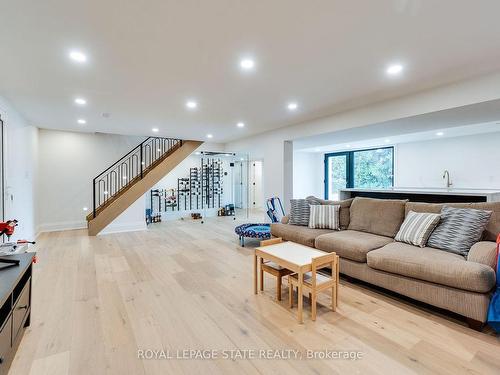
309, 204, 340, 230
315, 230, 393, 262
270, 223, 332, 247
306, 196, 354, 229
289, 199, 310, 226
426, 206, 492, 256
405, 201, 500, 242
395, 211, 441, 247
366, 242, 496, 293
348, 197, 408, 237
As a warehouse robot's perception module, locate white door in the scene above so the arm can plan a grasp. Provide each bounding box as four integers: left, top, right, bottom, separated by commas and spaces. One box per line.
250, 161, 263, 208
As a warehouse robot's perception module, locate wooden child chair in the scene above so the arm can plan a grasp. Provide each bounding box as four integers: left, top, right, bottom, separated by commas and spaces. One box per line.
258, 238, 294, 301
288, 253, 339, 321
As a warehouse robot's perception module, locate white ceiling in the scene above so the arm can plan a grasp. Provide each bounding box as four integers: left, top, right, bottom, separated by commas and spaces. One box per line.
294, 99, 500, 152
2, 1, 500, 142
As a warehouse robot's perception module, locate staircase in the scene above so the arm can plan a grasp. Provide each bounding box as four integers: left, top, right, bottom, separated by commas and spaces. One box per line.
87, 137, 202, 235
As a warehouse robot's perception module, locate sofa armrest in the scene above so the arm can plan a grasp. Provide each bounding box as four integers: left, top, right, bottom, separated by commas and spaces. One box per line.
467, 241, 497, 270
281, 215, 289, 224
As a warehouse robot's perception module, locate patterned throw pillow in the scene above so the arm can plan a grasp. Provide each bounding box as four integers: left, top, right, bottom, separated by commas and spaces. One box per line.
427, 206, 492, 256
309, 205, 340, 230
289, 199, 311, 226
395, 211, 441, 247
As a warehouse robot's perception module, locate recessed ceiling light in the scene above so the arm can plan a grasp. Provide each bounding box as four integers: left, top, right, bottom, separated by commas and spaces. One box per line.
314, 147, 321, 152
436, 131, 444, 136
186, 100, 198, 109
152, 128, 159, 133
74, 97, 87, 106
77, 119, 86, 125
384, 139, 391, 143
195, 152, 201, 155
82, 207, 88, 211
240, 58, 255, 70
386, 64, 403, 76
287, 102, 298, 111
69, 50, 87, 63
206, 134, 213, 139
237, 122, 245, 128
346, 144, 351, 148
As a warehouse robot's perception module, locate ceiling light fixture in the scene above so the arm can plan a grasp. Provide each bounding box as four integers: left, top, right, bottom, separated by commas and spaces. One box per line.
237, 122, 245, 128
77, 118, 86, 125
74, 97, 87, 106
83, 207, 88, 211
69, 50, 87, 63
287, 102, 298, 111
240, 58, 255, 70
436, 131, 444, 136
186, 100, 198, 109
206, 134, 213, 139
152, 128, 159, 133
386, 64, 403, 76
384, 139, 391, 143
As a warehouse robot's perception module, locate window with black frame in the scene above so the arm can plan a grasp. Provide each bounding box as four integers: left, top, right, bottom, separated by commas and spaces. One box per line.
324, 147, 394, 200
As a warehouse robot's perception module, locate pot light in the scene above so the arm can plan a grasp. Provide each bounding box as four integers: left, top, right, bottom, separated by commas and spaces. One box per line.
103, 191, 109, 195
237, 122, 245, 128
346, 144, 351, 148
386, 64, 403, 76
436, 131, 444, 136
186, 100, 198, 109
74, 97, 87, 106
152, 128, 159, 133
385, 139, 391, 143
69, 50, 87, 63
77, 119, 86, 125
287, 102, 298, 111
240, 58, 255, 70
83, 207, 88, 211
206, 134, 213, 139
123, 176, 127, 179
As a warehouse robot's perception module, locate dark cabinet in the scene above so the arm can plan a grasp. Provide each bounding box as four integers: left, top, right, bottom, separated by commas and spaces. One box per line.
0, 253, 34, 375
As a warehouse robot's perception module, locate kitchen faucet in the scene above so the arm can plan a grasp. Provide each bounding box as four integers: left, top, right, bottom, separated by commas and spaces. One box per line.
443, 170, 453, 188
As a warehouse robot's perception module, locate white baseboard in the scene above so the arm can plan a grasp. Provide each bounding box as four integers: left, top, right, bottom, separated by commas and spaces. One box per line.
99, 221, 147, 235
37, 220, 87, 233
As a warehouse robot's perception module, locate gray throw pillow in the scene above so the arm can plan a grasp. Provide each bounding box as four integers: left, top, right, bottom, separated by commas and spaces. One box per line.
289, 199, 311, 226
427, 206, 492, 256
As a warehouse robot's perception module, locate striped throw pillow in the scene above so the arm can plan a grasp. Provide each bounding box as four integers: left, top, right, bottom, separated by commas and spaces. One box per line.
427, 206, 492, 256
395, 211, 441, 247
309, 205, 340, 230
289, 199, 311, 226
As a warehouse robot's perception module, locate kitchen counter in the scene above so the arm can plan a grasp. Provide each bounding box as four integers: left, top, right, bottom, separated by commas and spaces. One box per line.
339, 187, 500, 203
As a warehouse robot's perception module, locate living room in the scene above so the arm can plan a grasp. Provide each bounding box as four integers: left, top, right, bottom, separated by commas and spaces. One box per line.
1, 1, 500, 374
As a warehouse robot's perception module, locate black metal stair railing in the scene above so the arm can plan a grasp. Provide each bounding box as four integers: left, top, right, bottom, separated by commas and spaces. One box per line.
92, 137, 182, 218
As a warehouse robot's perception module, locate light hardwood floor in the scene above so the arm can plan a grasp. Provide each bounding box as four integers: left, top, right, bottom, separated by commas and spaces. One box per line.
9, 216, 500, 375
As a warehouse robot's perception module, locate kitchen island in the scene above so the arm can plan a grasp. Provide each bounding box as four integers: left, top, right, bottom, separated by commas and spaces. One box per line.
339, 187, 500, 203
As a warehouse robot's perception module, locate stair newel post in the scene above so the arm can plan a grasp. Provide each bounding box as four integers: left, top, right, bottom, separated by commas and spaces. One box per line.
140, 144, 144, 179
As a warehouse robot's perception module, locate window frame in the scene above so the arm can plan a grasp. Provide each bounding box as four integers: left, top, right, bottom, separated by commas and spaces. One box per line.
324, 146, 394, 200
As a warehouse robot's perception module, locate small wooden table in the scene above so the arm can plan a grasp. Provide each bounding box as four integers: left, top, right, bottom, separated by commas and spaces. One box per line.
254, 241, 334, 323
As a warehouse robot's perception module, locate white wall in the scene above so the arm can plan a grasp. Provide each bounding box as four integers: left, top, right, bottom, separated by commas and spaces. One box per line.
226, 71, 500, 204
395, 132, 500, 189
293, 151, 323, 199
0, 97, 38, 240
37, 129, 145, 232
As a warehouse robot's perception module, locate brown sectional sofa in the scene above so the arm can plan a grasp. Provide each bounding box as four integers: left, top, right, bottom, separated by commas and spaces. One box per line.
271, 197, 499, 327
